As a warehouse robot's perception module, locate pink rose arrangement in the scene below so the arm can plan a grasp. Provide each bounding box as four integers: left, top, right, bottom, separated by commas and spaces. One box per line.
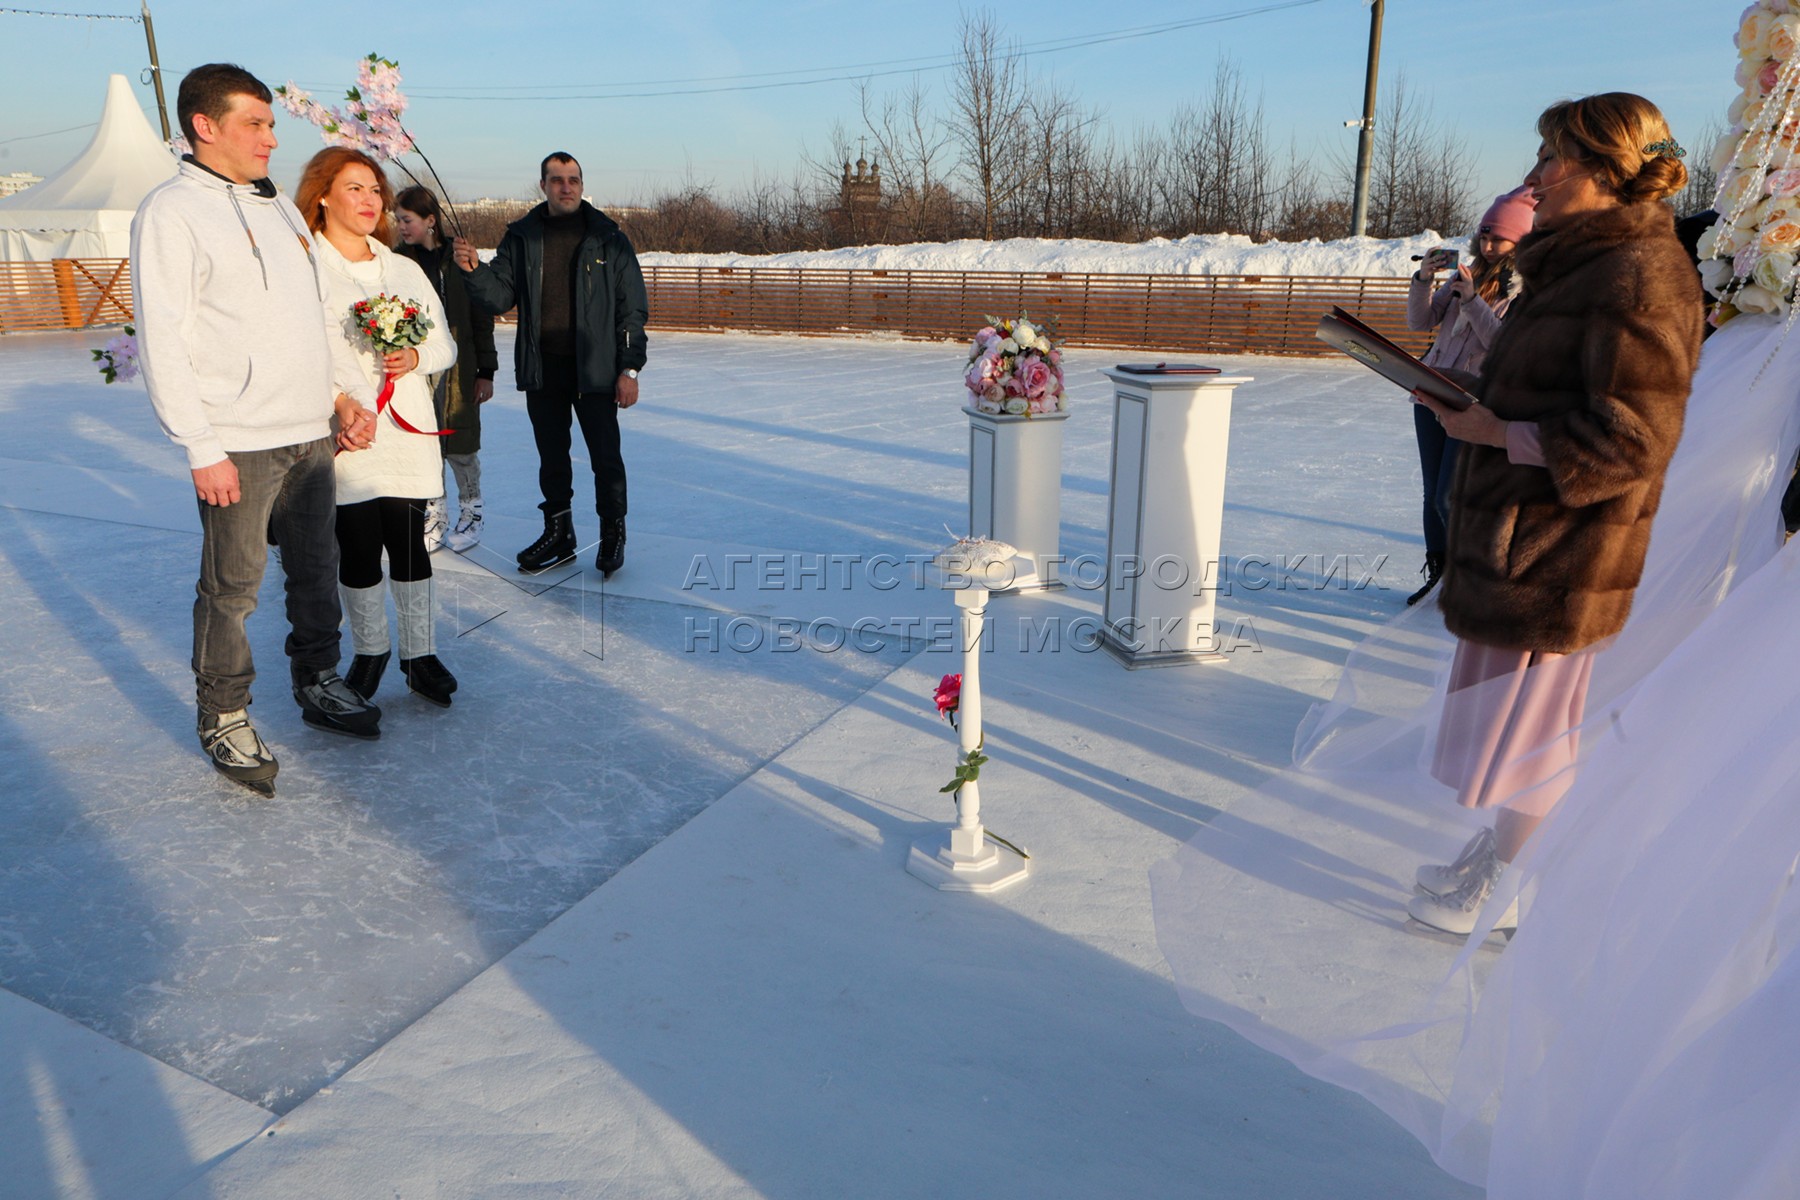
964, 313, 1067, 416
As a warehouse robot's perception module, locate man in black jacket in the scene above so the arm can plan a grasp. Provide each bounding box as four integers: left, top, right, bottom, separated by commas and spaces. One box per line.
453, 152, 648, 575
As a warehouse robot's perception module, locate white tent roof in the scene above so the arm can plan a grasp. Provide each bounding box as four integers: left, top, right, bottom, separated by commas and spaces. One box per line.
0, 74, 177, 261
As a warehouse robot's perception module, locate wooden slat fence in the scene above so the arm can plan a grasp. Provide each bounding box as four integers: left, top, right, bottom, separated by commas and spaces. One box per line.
640, 266, 1430, 357
0, 258, 133, 333
1, 258, 1430, 357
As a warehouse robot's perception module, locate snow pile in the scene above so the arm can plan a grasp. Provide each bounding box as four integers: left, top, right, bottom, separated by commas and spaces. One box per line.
641, 231, 1464, 278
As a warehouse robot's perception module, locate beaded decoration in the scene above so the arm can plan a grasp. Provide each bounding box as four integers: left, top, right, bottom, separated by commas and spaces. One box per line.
1700, 10, 1800, 330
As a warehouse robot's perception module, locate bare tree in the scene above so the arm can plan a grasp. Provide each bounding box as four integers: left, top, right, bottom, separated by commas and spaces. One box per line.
595, 13, 1498, 254
1104, 126, 1166, 241
1013, 76, 1102, 237
1672, 118, 1727, 217
856, 74, 957, 241
1158, 58, 1276, 237
1341, 73, 1477, 237
946, 9, 1037, 239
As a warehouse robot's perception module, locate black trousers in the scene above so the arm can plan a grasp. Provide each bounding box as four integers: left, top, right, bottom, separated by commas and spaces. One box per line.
526, 351, 627, 520
336, 497, 430, 589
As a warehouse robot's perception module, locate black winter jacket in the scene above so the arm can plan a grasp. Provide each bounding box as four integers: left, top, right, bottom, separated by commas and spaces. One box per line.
460, 200, 649, 394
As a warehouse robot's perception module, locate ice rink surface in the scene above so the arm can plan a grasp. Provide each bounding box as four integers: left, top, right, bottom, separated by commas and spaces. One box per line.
0, 327, 1477, 1198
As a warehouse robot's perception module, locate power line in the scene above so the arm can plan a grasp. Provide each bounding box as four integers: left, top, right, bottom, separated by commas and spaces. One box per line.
0, 120, 99, 146
397, 3, 1321, 95
344, 0, 1324, 103
0, 5, 139, 19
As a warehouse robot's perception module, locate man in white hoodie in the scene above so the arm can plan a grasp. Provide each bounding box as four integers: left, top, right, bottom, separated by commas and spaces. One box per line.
133, 63, 383, 797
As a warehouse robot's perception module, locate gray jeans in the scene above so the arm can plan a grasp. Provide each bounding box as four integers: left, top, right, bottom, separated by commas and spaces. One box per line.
193, 438, 341, 713
447, 451, 480, 504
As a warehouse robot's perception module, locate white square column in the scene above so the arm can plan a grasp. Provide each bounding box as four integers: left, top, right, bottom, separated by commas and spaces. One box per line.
966, 407, 1069, 591
1099, 369, 1252, 668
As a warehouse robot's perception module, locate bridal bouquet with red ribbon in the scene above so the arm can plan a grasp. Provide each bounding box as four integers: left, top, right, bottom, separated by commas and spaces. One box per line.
349, 293, 447, 436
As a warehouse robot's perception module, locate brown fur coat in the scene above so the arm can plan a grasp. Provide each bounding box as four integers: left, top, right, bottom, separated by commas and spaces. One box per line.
1437, 200, 1704, 654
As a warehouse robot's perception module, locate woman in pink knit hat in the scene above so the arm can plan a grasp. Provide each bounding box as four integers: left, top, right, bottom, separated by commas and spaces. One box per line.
1402, 185, 1538, 605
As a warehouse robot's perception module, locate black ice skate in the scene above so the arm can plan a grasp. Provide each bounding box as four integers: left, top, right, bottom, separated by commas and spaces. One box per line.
293, 668, 382, 739
597, 516, 626, 577
401, 654, 458, 707
345, 650, 390, 702
517, 509, 577, 573
198, 707, 279, 797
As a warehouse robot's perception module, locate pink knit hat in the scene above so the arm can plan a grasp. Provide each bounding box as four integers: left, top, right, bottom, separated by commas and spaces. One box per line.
1479, 185, 1539, 242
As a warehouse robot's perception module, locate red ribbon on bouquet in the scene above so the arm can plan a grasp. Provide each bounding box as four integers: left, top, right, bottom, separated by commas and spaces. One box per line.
333, 368, 455, 455
373, 369, 455, 437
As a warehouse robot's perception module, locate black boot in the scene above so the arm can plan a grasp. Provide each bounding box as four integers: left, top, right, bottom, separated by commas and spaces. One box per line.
345, 650, 390, 702
597, 516, 626, 577
1406, 554, 1444, 606
401, 654, 458, 707
517, 509, 576, 572
293, 666, 382, 739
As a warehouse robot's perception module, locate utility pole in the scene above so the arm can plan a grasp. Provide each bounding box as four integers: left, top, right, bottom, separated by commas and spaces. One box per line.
142, 0, 171, 143
1349, 0, 1383, 237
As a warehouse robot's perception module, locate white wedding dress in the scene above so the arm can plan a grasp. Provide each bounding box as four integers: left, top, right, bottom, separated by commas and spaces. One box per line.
1455, 533, 1800, 1198
1150, 309, 1800, 1188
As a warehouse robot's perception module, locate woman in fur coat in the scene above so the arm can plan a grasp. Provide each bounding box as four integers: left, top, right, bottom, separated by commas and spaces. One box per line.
1409, 93, 1703, 933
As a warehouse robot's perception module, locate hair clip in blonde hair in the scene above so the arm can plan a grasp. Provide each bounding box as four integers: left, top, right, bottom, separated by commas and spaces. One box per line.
1643, 138, 1685, 160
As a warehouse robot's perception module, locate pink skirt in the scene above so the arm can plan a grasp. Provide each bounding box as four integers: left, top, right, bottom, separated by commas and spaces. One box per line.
1432, 639, 1595, 817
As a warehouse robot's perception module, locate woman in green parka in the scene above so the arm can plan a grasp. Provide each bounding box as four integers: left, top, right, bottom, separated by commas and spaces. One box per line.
395, 186, 498, 552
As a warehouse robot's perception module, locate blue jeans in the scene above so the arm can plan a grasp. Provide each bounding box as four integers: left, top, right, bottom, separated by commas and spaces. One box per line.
192, 438, 342, 713
1412, 403, 1462, 561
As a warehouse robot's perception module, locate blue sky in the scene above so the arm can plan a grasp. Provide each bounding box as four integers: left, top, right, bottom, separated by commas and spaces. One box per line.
0, 0, 1741, 222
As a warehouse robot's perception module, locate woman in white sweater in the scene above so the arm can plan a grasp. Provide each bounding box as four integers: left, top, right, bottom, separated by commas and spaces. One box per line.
296, 147, 460, 706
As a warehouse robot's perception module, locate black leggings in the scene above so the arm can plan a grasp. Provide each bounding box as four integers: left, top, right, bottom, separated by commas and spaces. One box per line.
336, 497, 431, 588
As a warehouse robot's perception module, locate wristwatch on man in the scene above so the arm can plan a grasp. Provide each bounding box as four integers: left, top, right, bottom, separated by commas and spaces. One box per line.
623, 369, 639, 379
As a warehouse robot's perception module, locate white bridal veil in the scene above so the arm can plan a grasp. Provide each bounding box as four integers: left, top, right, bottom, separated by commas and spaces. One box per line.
1150, 309, 1800, 1188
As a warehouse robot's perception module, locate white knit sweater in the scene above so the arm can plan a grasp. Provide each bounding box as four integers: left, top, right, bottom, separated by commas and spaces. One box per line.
131, 160, 372, 471
314, 235, 458, 505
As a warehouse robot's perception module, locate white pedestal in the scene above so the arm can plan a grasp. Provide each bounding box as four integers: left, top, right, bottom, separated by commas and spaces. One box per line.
965, 406, 1068, 591
1098, 369, 1252, 668
906, 830, 1031, 894
907, 586, 1030, 894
